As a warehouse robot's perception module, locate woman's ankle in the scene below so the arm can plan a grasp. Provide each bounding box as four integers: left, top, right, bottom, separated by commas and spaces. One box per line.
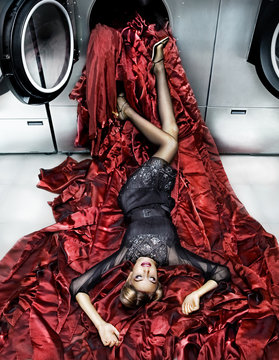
116, 95, 130, 120
124, 103, 134, 118
153, 61, 165, 75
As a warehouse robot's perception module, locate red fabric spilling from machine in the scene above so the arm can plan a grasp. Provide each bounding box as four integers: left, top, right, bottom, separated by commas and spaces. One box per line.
0, 15, 278, 360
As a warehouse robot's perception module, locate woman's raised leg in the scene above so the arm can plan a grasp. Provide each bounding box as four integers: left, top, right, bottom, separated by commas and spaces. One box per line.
153, 41, 178, 142
116, 41, 178, 163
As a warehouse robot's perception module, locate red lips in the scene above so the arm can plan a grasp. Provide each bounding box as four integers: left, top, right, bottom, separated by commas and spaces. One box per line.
141, 262, 151, 267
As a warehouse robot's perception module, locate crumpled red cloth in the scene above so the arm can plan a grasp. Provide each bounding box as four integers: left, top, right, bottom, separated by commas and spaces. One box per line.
0, 16, 279, 360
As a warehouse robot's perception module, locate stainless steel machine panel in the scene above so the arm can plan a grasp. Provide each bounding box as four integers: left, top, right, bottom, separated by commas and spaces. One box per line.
0, 91, 46, 118
54, 0, 220, 108
208, 0, 279, 108
163, 0, 220, 106
206, 107, 279, 153
198, 106, 206, 119
0, 90, 53, 153
0, 119, 54, 153
50, 105, 89, 152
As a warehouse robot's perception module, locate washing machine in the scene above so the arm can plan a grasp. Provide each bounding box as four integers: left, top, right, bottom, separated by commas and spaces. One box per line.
0, 0, 222, 153
0, 0, 79, 152
248, 0, 279, 99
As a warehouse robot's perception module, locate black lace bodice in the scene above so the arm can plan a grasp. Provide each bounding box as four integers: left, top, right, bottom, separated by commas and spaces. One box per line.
70, 157, 230, 298
118, 156, 177, 215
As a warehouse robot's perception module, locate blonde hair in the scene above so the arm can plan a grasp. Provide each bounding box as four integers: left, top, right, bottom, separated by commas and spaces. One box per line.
119, 281, 163, 308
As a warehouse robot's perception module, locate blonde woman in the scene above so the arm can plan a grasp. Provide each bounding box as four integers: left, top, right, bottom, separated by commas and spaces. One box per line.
70, 37, 230, 348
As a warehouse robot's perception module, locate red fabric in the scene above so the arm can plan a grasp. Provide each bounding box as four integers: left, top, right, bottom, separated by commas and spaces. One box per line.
1, 16, 279, 359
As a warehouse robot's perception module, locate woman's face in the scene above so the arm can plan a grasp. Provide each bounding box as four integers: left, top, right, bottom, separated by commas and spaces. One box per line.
128, 257, 158, 293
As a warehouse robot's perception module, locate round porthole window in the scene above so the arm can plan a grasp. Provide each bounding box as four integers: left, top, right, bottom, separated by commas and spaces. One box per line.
0, 0, 74, 104
21, 0, 74, 94
270, 23, 279, 80
249, 1, 279, 99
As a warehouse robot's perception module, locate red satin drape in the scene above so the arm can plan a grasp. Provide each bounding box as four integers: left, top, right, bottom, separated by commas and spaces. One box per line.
0, 15, 279, 360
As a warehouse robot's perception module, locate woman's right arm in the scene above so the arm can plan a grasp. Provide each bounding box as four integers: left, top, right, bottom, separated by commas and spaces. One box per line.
70, 247, 127, 346
75, 293, 120, 347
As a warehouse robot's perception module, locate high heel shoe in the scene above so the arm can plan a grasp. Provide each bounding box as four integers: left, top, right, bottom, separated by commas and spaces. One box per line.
112, 93, 129, 121
151, 36, 169, 64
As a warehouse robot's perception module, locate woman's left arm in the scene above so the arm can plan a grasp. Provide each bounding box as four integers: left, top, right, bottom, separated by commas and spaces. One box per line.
169, 243, 231, 315
181, 279, 217, 315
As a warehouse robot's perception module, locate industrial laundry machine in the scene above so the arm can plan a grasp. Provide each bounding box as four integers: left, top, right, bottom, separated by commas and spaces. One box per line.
0, 0, 278, 154
0, 0, 78, 152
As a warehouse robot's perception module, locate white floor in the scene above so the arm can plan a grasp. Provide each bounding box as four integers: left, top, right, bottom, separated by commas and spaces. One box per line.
0, 153, 278, 260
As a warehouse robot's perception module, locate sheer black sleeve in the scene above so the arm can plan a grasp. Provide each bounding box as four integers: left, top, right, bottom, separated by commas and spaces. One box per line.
168, 243, 231, 284
69, 245, 128, 300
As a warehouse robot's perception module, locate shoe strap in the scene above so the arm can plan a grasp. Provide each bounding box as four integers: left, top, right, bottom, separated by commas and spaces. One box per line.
153, 58, 164, 64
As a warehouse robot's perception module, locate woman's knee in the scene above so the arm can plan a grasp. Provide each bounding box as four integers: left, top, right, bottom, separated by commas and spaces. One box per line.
165, 122, 179, 141
165, 133, 178, 154
170, 123, 179, 141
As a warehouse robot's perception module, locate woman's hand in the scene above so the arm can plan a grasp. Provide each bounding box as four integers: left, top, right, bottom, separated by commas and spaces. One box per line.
182, 290, 200, 315
97, 321, 120, 347
75, 293, 120, 347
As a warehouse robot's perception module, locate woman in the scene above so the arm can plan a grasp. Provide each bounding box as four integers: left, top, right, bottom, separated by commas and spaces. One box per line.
70, 37, 231, 348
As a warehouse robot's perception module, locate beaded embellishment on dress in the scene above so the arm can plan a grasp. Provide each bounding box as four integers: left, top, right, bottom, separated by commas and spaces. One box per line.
124, 157, 177, 192
125, 233, 168, 265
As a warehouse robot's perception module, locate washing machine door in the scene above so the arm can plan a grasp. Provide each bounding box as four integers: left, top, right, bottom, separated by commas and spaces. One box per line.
0, 67, 9, 96
249, 1, 279, 98
0, 0, 74, 104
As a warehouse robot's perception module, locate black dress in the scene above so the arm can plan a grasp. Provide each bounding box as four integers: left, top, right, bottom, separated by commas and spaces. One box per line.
70, 157, 230, 298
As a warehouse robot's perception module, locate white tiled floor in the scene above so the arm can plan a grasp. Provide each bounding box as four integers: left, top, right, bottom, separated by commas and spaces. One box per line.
0, 153, 91, 260
0, 154, 278, 260
221, 156, 279, 240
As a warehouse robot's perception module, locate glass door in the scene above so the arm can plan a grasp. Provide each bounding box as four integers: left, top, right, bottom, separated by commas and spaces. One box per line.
248, 2, 279, 99
0, 0, 74, 104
